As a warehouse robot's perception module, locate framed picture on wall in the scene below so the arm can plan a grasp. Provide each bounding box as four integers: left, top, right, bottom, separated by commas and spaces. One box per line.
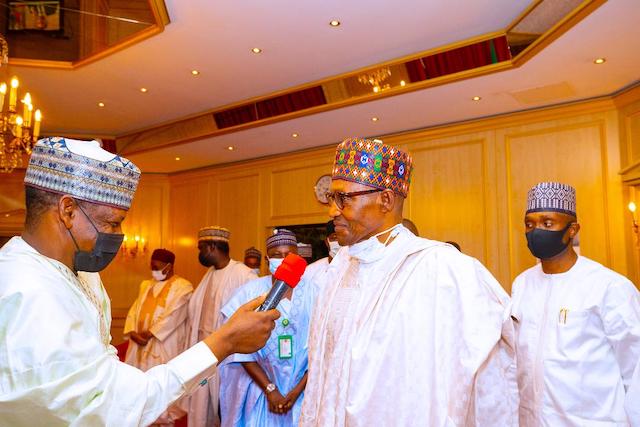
8, 1, 62, 31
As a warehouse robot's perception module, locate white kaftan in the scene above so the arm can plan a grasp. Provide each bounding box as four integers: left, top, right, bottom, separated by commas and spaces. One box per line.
627, 359, 640, 426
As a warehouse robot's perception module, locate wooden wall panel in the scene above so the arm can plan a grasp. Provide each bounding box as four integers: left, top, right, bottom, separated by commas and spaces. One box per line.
408, 139, 488, 264
269, 163, 333, 220
217, 173, 261, 263
503, 120, 610, 281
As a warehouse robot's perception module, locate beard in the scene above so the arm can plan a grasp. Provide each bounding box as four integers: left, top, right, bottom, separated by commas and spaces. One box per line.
198, 252, 213, 267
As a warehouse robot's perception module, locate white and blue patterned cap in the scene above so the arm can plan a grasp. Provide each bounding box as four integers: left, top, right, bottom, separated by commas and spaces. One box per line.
266, 229, 297, 250
24, 137, 140, 210
526, 182, 576, 217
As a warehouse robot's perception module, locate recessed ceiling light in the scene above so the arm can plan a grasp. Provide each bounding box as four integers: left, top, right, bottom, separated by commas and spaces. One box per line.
329, 20, 341, 27
227, 146, 235, 151
371, 117, 379, 122
472, 96, 482, 101
292, 133, 299, 138
191, 70, 200, 76
400, 80, 406, 87
98, 102, 105, 107
140, 87, 148, 93
251, 47, 262, 54
175, 157, 181, 161
593, 57, 606, 64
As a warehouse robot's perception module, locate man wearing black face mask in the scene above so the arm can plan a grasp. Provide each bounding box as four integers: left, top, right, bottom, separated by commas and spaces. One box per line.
186, 226, 258, 427
0, 137, 279, 427
511, 181, 640, 426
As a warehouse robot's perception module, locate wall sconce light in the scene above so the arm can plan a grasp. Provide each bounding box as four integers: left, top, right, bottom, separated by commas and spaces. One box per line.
121, 234, 148, 257
629, 202, 638, 246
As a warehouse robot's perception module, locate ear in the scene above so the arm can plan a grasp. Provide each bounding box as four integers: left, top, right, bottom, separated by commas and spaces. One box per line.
58, 195, 76, 230
379, 190, 396, 213
568, 222, 581, 238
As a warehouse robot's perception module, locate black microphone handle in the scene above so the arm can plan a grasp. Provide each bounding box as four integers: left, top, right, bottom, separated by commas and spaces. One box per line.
258, 280, 289, 311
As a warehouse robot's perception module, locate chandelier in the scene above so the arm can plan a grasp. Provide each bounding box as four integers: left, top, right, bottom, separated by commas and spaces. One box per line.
0, 34, 42, 173
357, 67, 392, 93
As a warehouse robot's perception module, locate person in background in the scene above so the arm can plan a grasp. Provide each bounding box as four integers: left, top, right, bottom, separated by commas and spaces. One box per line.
297, 242, 313, 264
511, 181, 640, 426
302, 220, 339, 287
244, 246, 262, 276
219, 229, 317, 426
124, 248, 194, 426
0, 137, 278, 427
185, 226, 258, 427
300, 137, 518, 426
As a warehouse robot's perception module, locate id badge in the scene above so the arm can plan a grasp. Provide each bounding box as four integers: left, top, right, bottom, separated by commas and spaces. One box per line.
278, 335, 293, 359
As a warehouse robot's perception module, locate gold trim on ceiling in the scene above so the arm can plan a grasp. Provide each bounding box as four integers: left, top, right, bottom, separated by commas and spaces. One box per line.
7, 0, 170, 69
117, 0, 605, 156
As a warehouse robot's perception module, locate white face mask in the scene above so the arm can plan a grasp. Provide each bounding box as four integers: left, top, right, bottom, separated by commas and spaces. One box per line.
151, 266, 169, 282
348, 224, 401, 264
251, 268, 261, 276
328, 240, 341, 258
268, 257, 284, 275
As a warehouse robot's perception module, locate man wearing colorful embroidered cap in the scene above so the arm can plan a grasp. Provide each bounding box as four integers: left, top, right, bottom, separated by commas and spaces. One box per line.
511, 182, 640, 426
0, 137, 279, 427
123, 248, 193, 426
300, 137, 519, 426
244, 246, 263, 276
186, 226, 258, 427
219, 229, 319, 426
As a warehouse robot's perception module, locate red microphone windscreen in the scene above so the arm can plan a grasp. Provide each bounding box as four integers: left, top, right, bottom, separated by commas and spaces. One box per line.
273, 253, 307, 287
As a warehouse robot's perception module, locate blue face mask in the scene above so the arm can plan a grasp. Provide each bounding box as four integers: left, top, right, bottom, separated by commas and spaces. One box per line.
268, 257, 284, 275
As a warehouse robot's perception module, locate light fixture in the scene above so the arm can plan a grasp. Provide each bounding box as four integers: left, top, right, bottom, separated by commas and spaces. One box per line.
121, 234, 148, 258
329, 20, 341, 27
292, 133, 299, 138
593, 57, 606, 64
191, 70, 200, 76
472, 96, 482, 101
371, 117, 379, 122
98, 102, 105, 107
251, 47, 262, 54
175, 156, 181, 161
358, 67, 392, 93
400, 80, 406, 87
227, 146, 235, 151
140, 87, 148, 93
629, 201, 638, 246
0, 35, 43, 173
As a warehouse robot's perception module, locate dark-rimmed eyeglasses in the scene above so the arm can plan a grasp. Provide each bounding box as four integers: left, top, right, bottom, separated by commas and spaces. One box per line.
325, 189, 381, 209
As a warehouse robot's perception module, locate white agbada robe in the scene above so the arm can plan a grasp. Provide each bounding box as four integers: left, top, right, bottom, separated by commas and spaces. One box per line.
185, 260, 257, 427
124, 275, 194, 424
511, 255, 640, 426
0, 237, 218, 427
303, 257, 329, 286
627, 359, 640, 426
299, 225, 519, 427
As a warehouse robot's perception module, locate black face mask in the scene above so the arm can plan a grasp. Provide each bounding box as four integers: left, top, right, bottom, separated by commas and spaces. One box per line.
525, 222, 573, 260
199, 252, 213, 267
68, 203, 124, 272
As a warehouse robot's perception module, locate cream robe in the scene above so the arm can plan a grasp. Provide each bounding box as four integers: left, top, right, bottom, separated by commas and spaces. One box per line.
0, 237, 218, 427
124, 276, 194, 424
299, 226, 519, 427
512, 256, 640, 426
185, 260, 257, 427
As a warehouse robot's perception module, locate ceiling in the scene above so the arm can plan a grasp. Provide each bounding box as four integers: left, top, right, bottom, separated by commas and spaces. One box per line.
7, 0, 640, 173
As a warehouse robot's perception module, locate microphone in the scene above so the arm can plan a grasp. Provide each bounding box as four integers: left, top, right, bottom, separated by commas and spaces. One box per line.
258, 253, 307, 311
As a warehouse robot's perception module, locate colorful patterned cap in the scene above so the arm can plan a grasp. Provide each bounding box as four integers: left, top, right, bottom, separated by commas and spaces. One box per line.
198, 226, 231, 243
332, 137, 413, 197
24, 137, 140, 210
244, 246, 262, 259
526, 182, 576, 216
266, 229, 297, 250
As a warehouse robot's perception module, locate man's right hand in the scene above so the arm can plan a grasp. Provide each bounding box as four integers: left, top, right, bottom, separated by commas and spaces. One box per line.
204, 295, 279, 362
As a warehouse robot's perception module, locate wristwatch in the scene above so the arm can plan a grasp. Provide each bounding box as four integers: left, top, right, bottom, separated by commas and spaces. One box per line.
265, 383, 276, 394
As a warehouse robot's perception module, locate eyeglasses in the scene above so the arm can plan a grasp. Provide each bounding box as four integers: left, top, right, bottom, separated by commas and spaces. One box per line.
325, 189, 382, 209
